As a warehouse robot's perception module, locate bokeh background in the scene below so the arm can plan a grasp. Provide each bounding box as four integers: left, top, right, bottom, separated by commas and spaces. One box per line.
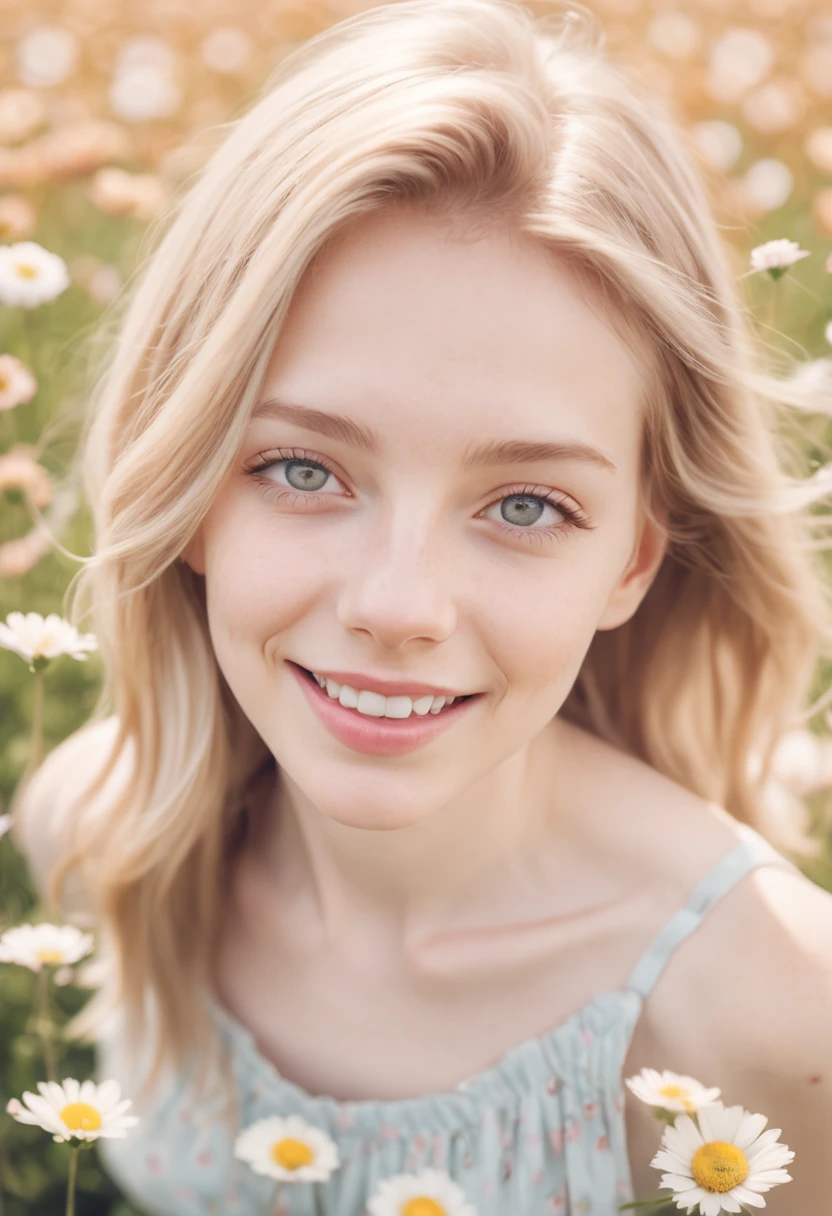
1, 0, 832, 1212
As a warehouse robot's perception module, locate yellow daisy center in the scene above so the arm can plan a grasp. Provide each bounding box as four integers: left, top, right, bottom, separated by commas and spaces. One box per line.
60, 1102, 102, 1132
658, 1083, 695, 1111
0, 375, 8, 390
15, 262, 38, 279
402, 1201, 448, 1216
691, 1141, 750, 1193
270, 1137, 315, 1170
36, 949, 66, 963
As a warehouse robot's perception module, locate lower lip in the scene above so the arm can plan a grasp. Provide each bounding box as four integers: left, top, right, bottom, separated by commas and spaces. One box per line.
287, 661, 483, 756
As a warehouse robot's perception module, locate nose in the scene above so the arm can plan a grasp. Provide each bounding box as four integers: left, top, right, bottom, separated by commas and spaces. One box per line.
335, 507, 458, 650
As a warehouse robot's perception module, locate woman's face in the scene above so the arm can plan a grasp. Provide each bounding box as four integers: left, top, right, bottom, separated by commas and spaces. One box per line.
184, 207, 668, 830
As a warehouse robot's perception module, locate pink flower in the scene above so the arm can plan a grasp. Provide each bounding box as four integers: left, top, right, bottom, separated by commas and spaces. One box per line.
0, 354, 36, 410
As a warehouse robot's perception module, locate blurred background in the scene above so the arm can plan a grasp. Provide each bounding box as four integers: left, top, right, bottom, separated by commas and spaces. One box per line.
1, 0, 831, 1212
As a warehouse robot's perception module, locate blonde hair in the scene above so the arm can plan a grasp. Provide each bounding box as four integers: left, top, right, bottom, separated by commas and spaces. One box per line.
18, 0, 832, 1128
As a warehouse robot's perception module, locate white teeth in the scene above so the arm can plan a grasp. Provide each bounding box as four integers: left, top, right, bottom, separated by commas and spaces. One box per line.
310, 670, 458, 719
356, 688, 387, 717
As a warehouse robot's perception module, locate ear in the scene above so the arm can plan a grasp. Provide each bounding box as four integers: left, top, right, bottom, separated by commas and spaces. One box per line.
595, 505, 669, 632
180, 529, 206, 576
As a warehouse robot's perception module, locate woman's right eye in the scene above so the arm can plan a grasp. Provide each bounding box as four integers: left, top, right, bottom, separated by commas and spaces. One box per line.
246, 450, 347, 502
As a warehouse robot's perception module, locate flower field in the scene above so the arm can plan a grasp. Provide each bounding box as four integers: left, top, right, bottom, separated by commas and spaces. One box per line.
1, 0, 832, 1213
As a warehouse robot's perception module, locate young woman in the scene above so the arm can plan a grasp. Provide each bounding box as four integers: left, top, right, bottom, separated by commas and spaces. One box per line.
14, 1, 832, 1213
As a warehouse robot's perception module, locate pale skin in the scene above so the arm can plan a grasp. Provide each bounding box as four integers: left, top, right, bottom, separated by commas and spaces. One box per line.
170, 205, 830, 1211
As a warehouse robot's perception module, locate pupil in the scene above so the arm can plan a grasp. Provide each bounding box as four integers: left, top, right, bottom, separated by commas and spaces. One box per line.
504, 495, 542, 526
287, 459, 327, 491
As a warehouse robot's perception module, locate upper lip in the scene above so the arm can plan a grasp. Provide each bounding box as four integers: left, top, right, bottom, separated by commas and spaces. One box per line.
291, 662, 474, 699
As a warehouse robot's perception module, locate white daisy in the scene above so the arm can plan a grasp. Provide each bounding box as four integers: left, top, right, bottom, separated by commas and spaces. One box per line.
0, 611, 98, 667
0, 812, 11, 840
651, 1100, 794, 1216
6, 1077, 140, 1143
366, 1169, 478, 1216
0, 923, 95, 972
748, 238, 810, 277
0, 241, 70, 308
233, 1114, 340, 1183
625, 1068, 721, 1114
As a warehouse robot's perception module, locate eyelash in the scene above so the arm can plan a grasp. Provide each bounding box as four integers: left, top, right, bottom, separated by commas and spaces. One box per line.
244, 447, 596, 545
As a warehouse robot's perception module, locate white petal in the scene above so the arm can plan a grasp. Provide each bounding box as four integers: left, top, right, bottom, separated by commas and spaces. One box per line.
745, 1129, 784, 1161
734, 1111, 769, 1149
749, 1147, 794, 1172
7, 1105, 42, 1126
693, 1101, 723, 1136
20, 1093, 65, 1135
39, 1081, 69, 1110
729, 1187, 767, 1208
660, 1174, 701, 1192
747, 1170, 791, 1185
667, 1115, 704, 1155
748, 1140, 790, 1165
90, 1079, 121, 1110
669, 1184, 708, 1213
652, 1150, 690, 1174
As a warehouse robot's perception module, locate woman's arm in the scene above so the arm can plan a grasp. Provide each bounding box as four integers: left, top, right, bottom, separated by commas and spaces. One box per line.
10, 715, 126, 921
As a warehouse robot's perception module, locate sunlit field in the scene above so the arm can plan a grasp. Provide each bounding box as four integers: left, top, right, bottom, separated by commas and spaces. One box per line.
1, 0, 832, 1213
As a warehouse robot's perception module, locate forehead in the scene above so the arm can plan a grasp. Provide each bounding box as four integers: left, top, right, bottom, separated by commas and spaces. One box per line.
260, 208, 646, 468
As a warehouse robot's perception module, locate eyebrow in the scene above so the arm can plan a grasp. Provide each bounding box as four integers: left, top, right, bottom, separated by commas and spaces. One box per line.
250, 399, 617, 474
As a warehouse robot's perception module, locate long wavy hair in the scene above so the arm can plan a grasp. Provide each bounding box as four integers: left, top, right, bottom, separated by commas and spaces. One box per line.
15, 0, 832, 1128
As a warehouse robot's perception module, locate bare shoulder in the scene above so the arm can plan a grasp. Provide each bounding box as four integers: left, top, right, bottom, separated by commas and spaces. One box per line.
633, 847, 832, 1060
614, 777, 832, 1209
11, 715, 132, 914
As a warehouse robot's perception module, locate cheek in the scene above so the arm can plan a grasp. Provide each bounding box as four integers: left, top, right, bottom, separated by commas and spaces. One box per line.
479, 551, 614, 683
199, 509, 325, 659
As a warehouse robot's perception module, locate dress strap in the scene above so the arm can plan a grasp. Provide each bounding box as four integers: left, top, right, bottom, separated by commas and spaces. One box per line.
625, 822, 801, 1000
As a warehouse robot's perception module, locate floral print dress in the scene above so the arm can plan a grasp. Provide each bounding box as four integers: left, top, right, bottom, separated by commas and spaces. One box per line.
94, 822, 798, 1215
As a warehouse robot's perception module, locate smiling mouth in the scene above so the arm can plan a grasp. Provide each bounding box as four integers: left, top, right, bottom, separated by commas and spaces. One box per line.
294, 662, 478, 708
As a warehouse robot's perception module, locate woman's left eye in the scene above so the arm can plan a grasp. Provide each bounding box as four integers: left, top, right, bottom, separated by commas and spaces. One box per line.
245, 449, 595, 544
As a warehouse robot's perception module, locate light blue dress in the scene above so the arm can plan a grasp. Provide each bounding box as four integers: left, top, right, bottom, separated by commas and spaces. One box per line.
95, 822, 798, 1215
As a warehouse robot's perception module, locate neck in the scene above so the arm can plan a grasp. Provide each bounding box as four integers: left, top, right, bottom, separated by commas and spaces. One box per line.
247, 718, 585, 950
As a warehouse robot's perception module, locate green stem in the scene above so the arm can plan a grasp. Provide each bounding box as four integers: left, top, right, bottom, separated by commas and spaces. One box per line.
0, 407, 15, 451
618, 1200, 674, 1211
769, 276, 781, 339
22, 667, 45, 787
272, 1180, 284, 1214
21, 308, 38, 375
313, 1181, 326, 1216
66, 1145, 79, 1216
36, 964, 57, 1082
